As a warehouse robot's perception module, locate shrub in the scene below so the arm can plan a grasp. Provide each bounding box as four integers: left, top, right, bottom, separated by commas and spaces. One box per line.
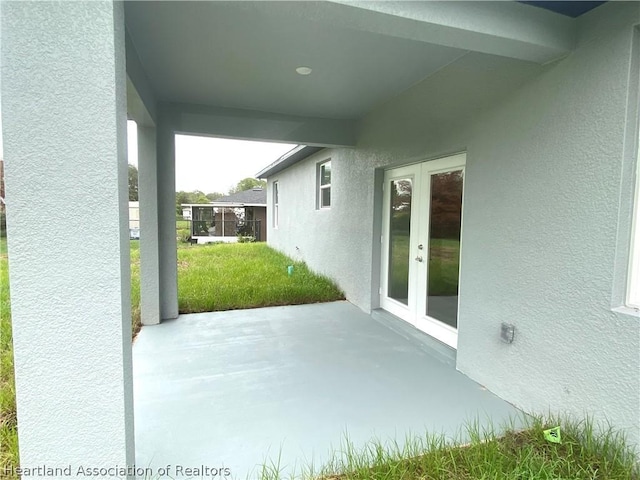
177, 228, 191, 243
237, 235, 256, 243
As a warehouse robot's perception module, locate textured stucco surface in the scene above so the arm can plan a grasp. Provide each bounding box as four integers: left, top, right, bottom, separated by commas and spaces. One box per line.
138, 126, 161, 326
157, 111, 179, 320
268, 2, 640, 446
455, 6, 640, 447
269, 149, 376, 310
1, 0, 135, 472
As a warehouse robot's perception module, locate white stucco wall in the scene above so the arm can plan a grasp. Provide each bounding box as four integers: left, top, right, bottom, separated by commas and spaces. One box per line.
455, 7, 640, 447
157, 111, 179, 320
1, 0, 135, 474
268, 149, 376, 309
268, 2, 640, 445
138, 126, 161, 326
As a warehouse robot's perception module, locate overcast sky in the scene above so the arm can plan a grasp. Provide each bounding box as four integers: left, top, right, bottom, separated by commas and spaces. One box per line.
127, 121, 294, 194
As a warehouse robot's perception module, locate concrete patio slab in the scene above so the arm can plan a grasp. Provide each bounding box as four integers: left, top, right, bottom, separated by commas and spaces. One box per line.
133, 301, 522, 479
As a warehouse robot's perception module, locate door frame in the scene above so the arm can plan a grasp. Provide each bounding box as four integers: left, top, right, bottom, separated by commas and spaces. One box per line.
379, 153, 466, 348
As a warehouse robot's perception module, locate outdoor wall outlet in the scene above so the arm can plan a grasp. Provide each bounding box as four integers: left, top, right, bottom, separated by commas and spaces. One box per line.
501, 323, 515, 344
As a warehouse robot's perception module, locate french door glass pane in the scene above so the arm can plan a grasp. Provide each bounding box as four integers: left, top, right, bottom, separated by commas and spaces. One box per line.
388, 179, 412, 305
427, 170, 463, 327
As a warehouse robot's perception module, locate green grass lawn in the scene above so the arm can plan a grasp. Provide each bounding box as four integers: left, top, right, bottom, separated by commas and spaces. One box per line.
176, 219, 190, 229
176, 243, 344, 313
129, 242, 345, 334
0, 237, 17, 475
259, 417, 638, 479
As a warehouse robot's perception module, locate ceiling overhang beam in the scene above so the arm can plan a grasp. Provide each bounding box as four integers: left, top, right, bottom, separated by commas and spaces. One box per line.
126, 29, 157, 126
323, 1, 576, 64
164, 103, 357, 148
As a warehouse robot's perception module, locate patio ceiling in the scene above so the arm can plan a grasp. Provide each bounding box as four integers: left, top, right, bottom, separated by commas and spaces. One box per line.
124, 1, 578, 143
125, 2, 468, 120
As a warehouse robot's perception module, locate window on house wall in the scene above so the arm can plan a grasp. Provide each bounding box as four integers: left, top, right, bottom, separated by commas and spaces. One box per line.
628, 128, 640, 309
318, 160, 331, 209
273, 181, 279, 228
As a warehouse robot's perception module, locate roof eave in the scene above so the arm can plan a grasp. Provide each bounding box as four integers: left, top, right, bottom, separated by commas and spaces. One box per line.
256, 145, 325, 179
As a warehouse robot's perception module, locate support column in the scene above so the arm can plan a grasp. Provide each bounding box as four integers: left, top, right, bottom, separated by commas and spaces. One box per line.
157, 114, 179, 320
138, 126, 161, 326
1, 1, 135, 475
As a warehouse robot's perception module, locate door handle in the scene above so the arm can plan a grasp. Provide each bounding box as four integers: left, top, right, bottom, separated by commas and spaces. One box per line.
415, 256, 423, 262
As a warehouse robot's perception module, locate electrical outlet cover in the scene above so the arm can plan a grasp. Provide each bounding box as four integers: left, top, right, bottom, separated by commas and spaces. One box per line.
501, 322, 515, 343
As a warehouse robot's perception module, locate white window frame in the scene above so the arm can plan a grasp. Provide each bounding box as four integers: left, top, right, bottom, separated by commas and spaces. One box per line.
318, 160, 331, 209
627, 128, 640, 309
273, 181, 279, 228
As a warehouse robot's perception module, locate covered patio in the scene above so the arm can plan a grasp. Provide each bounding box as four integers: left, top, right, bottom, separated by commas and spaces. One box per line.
2, 0, 638, 475
133, 302, 521, 478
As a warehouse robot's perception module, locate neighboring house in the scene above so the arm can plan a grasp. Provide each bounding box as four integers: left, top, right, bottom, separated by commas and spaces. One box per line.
181, 188, 267, 243
2, 0, 639, 471
128, 201, 140, 239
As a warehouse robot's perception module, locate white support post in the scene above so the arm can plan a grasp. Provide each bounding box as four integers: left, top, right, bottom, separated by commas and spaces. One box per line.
1, 1, 135, 475
222, 208, 226, 236
157, 114, 179, 320
138, 126, 161, 326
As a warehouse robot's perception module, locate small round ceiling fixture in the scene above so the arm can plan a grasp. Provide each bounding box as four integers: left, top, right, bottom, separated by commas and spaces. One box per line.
295, 66, 313, 76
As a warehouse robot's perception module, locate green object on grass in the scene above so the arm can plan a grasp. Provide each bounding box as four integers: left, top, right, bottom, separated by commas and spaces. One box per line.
544, 426, 562, 443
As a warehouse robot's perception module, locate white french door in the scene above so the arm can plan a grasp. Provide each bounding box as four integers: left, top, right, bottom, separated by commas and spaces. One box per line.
380, 153, 466, 348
